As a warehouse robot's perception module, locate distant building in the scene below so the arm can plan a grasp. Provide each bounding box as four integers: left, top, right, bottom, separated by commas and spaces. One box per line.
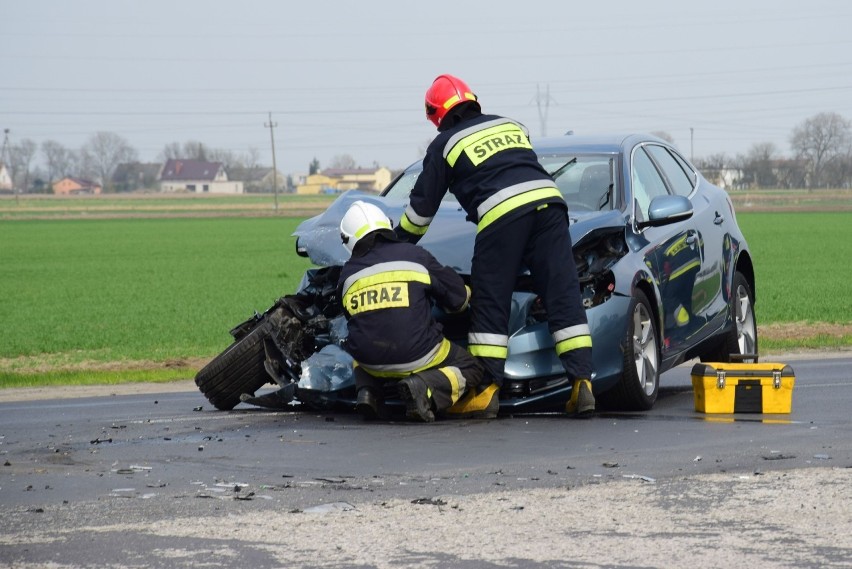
296, 167, 392, 195
52, 177, 103, 195
112, 162, 163, 193
159, 159, 243, 194
0, 162, 12, 192
227, 166, 285, 193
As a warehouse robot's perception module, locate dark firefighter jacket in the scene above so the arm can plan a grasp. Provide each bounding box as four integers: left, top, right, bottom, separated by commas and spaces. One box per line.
337, 234, 470, 376
397, 111, 567, 242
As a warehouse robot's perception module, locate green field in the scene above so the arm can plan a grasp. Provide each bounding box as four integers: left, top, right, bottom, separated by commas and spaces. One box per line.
1, 210, 850, 388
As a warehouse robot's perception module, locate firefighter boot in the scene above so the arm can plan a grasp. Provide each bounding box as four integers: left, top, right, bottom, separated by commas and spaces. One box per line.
398, 376, 435, 423
444, 383, 499, 420
565, 379, 595, 417
355, 388, 380, 420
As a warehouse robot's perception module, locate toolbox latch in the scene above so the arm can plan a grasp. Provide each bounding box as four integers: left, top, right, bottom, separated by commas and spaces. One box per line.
716, 370, 726, 389
772, 370, 782, 389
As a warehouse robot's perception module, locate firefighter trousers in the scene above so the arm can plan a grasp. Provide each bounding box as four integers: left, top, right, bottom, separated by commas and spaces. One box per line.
468, 204, 592, 386
354, 340, 484, 413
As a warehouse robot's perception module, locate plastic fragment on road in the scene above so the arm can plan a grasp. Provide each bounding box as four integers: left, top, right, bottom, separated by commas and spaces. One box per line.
297, 344, 355, 392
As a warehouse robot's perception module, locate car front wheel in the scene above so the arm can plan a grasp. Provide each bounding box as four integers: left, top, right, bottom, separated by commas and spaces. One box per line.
600, 289, 660, 410
701, 270, 757, 362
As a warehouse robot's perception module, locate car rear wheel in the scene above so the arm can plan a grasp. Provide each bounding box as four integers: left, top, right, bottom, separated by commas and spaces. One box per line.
195, 318, 274, 410
701, 270, 757, 363
600, 289, 660, 410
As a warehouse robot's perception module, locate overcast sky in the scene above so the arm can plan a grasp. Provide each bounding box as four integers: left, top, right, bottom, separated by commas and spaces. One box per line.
3, 0, 851, 175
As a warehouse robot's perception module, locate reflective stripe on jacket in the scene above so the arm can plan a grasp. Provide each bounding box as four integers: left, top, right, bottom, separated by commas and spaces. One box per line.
338, 239, 470, 369
398, 113, 566, 241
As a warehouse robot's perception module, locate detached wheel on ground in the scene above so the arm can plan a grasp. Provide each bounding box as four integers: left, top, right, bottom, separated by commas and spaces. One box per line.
195, 319, 275, 410
599, 289, 660, 411
701, 270, 758, 363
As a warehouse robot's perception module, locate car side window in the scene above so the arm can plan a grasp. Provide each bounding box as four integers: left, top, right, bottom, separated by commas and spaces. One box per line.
645, 145, 695, 198
631, 148, 669, 221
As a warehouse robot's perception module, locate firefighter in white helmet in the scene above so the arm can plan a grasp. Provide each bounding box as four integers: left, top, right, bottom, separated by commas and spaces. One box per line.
337, 200, 486, 422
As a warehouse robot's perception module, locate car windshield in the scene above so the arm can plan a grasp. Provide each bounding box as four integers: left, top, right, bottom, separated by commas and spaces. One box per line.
382, 153, 616, 212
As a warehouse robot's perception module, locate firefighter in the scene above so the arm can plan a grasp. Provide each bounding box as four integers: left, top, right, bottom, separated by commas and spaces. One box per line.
337, 200, 486, 422
395, 74, 594, 418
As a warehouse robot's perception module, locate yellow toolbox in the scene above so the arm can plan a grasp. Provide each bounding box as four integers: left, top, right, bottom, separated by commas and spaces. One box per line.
690, 362, 795, 414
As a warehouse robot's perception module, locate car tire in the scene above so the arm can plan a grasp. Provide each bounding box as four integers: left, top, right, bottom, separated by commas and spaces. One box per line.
701, 270, 758, 363
195, 318, 274, 410
600, 289, 660, 411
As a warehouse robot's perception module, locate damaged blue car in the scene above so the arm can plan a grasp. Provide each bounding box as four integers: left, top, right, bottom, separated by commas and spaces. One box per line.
195, 133, 757, 415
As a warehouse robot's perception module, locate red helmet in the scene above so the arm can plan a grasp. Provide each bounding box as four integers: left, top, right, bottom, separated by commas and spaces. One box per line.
424, 74, 478, 127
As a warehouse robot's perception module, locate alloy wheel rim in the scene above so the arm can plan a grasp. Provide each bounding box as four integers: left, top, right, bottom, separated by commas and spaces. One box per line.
735, 284, 756, 354
632, 303, 658, 396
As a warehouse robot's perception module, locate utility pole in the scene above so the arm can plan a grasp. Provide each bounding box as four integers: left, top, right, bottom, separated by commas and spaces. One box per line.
533, 84, 556, 137
1, 129, 14, 203
690, 127, 694, 163
264, 112, 279, 212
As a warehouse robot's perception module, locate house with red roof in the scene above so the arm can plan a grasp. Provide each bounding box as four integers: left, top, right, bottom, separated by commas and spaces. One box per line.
52, 176, 102, 195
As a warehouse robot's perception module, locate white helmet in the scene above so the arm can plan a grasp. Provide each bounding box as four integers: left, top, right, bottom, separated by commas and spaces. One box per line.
339, 201, 392, 253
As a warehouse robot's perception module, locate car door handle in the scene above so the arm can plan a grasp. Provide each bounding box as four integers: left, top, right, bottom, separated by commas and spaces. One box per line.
714, 212, 724, 225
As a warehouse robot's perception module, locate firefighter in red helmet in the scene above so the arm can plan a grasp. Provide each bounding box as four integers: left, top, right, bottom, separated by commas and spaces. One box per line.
396, 74, 595, 418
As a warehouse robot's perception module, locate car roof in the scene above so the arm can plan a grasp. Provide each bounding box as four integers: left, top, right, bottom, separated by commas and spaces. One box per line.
531, 132, 668, 155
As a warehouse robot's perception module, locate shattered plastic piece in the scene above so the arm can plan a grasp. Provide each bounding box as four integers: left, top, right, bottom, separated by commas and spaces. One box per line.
411, 498, 447, 506
602, 462, 619, 468
622, 474, 656, 483
693, 456, 702, 462
329, 315, 349, 344
297, 344, 355, 392
813, 454, 831, 460
302, 501, 356, 513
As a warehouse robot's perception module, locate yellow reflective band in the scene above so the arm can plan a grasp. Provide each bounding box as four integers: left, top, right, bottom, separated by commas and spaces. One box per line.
555, 335, 593, 356
442, 91, 475, 110
364, 339, 452, 378
400, 213, 429, 235
354, 220, 391, 239
446, 122, 532, 167
669, 260, 701, 280
469, 344, 508, 359
438, 366, 462, 404
344, 282, 409, 315
477, 187, 563, 232
351, 270, 430, 290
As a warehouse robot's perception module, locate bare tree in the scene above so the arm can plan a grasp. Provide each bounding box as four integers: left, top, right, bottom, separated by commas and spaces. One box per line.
693, 153, 731, 187
328, 154, 358, 170
243, 147, 261, 169
207, 148, 237, 169
80, 132, 138, 191
790, 112, 852, 189
158, 142, 182, 162
744, 142, 779, 188
182, 141, 208, 161
41, 140, 78, 183
9, 138, 38, 192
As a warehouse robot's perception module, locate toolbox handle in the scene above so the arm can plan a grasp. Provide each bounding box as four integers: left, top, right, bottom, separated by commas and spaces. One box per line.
729, 353, 759, 363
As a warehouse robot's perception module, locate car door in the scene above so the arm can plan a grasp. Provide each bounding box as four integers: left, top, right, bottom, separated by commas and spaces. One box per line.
631, 145, 708, 352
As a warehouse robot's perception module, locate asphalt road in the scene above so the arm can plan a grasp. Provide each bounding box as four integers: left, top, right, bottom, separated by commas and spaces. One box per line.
1, 353, 851, 568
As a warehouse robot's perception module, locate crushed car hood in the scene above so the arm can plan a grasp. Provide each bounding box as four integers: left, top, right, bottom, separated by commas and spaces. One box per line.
293, 190, 627, 274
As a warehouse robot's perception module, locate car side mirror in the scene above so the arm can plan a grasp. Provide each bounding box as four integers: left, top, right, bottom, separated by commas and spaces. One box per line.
636, 195, 693, 229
